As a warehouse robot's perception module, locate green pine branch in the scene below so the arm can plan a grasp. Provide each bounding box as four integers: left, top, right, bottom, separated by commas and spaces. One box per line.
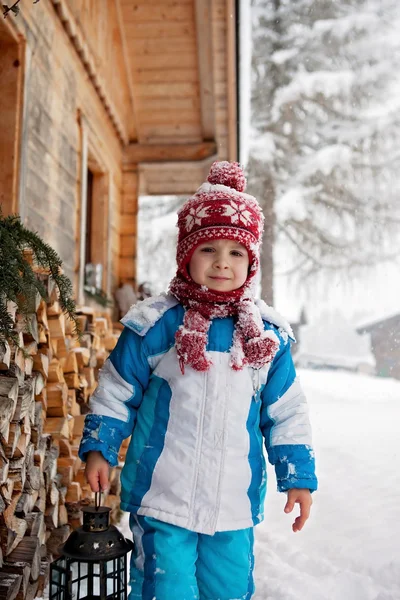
3, 0, 40, 19
0, 211, 80, 345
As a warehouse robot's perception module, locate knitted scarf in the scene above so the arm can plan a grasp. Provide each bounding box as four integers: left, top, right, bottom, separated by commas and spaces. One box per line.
169, 275, 280, 373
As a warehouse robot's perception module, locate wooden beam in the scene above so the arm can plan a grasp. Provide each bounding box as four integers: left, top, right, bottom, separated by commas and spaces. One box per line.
77, 115, 89, 306
50, 0, 128, 145
226, 0, 238, 161
115, 0, 139, 142
195, 0, 216, 140
138, 155, 217, 195
123, 141, 217, 166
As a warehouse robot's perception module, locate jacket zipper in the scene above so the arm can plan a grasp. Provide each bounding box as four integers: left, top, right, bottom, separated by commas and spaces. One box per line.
212, 359, 229, 532
187, 370, 208, 530
252, 368, 261, 399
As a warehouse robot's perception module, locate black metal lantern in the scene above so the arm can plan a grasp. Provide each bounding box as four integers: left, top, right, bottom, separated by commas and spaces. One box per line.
50, 494, 134, 600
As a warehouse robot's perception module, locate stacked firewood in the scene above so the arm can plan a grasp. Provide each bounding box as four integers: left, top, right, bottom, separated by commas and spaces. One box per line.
0, 275, 127, 600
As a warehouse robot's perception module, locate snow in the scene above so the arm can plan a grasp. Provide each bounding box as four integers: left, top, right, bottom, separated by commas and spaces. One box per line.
118, 368, 400, 599
121, 294, 176, 333
256, 299, 294, 340
313, 13, 377, 38
137, 196, 179, 294
254, 368, 400, 600
271, 48, 299, 65
271, 70, 355, 122
250, 132, 276, 163
275, 187, 308, 222
248, 0, 400, 303
300, 145, 353, 179
274, 260, 400, 327
296, 312, 375, 370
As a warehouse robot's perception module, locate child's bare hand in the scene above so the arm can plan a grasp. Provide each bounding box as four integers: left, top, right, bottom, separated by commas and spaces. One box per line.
84, 451, 110, 492
284, 488, 312, 532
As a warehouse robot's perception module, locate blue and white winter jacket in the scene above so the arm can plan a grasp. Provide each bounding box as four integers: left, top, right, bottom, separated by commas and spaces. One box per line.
79, 294, 317, 535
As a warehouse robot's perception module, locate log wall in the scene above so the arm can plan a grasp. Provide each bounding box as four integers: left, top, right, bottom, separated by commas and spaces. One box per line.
0, 269, 126, 599
1, 1, 130, 291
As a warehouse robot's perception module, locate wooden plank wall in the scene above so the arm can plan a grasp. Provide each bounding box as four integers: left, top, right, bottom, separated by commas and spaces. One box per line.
2, 0, 127, 291
62, 0, 135, 140
1, 0, 237, 294
0, 21, 24, 214
120, 0, 203, 144
119, 169, 138, 285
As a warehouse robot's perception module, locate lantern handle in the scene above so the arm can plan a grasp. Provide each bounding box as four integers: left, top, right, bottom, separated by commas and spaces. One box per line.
95, 490, 102, 510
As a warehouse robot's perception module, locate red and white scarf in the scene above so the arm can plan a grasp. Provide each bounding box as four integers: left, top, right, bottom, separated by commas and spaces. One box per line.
169, 275, 279, 373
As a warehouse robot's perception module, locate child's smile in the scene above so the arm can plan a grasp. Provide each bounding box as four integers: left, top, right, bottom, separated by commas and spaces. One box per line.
188, 239, 250, 292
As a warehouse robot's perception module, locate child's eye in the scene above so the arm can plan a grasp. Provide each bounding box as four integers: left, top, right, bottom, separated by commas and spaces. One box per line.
201, 247, 214, 253
231, 250, 243, 257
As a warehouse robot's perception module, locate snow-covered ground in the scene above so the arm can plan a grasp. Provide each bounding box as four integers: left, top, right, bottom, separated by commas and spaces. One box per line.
120, 368, 400, 599
254, 369, 400, 600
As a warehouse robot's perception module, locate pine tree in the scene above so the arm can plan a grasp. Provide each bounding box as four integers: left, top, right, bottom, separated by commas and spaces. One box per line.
249, 0, 400, 299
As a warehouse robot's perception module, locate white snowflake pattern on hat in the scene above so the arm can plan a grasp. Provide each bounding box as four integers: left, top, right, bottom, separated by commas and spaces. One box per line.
185, 205, 210, 232
222, 199, 254, 227
177, 161, 264, 273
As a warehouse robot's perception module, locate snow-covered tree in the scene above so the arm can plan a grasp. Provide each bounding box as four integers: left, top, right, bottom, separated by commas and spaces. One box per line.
137, 196, 181, 294
248, 0, 400, 303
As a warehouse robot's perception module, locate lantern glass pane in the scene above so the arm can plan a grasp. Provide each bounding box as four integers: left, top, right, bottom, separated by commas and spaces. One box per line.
92, 562, 101, 598
50, 557, 68, 600
70, 561, 91, 600
106, 559, 116, 596
93, 557, 126, 600
102, 557, 126, 598
50, 556, 128, 600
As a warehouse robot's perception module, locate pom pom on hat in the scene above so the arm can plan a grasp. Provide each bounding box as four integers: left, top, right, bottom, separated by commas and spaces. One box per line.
207, 161, 247, 192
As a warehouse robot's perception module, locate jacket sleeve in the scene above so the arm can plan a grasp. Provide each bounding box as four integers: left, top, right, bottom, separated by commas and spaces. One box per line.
78, 327, 150, 466
260, 333, 317, 492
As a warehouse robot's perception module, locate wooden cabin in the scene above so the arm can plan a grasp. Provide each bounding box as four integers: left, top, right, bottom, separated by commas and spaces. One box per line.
357, 313, 400, 380
0, 0, 240, 306
0, 2, 241, 592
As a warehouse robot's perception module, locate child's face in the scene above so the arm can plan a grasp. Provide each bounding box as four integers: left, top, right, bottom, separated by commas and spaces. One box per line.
188, 239, 250, 292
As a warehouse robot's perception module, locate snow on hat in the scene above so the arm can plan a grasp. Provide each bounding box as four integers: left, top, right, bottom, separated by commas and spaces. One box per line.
176, 161, 264, 278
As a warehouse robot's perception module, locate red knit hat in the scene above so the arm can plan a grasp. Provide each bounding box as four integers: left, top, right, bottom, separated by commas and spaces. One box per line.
170, 162, 279, 374
176, 161, 264, 283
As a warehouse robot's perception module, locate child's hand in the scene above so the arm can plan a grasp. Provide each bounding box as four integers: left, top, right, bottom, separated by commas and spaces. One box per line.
284, 488, 313, 532
84, 451, 110, 492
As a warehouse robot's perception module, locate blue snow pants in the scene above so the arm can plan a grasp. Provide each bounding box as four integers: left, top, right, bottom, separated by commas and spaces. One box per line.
129, 515, 255, 600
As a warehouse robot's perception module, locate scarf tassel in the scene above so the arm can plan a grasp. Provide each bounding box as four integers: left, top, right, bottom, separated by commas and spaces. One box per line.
243, 334, 280, 370
175, 325, 213, 374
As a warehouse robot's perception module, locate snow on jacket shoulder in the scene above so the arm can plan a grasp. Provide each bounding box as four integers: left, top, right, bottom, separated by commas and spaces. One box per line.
79, 294, 317, 534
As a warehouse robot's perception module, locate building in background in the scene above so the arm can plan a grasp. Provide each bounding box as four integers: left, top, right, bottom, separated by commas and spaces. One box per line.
0, 0, 240, 309
357, 313, 400, 380
295, 313, 375, 375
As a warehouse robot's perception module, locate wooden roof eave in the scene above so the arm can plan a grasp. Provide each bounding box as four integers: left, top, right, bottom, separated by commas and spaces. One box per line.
123, 141, 217, 168
138, 154, 219, 196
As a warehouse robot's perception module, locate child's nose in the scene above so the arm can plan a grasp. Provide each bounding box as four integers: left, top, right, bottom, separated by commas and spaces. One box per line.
213, 254, 229, 268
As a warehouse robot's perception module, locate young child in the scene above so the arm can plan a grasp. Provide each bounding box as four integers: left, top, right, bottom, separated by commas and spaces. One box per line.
79, 161, 317, 600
